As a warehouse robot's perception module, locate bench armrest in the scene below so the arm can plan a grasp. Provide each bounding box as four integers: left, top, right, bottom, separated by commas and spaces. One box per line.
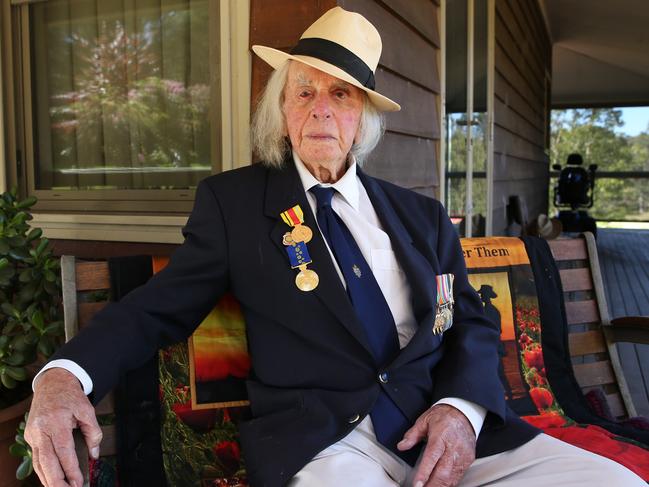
606, 316, 649, 345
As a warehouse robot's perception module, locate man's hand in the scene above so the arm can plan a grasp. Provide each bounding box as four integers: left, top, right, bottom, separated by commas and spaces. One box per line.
24, 368, 102, 487
397, 404, 476, 487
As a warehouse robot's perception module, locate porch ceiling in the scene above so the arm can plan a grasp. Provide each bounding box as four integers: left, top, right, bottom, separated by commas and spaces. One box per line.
541, 0, 649, 108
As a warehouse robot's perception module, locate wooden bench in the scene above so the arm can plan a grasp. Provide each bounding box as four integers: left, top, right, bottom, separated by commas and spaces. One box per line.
548, 232, 646, 419
59, 233, 649, 484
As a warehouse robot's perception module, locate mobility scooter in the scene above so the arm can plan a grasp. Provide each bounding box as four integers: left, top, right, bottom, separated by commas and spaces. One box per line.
552, 153, 598, 237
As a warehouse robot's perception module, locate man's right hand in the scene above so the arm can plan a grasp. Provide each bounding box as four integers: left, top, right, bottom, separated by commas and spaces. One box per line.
24, 368, 102, 487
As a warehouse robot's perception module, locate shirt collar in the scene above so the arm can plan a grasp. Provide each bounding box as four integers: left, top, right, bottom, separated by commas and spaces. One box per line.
293, 151, 360, 211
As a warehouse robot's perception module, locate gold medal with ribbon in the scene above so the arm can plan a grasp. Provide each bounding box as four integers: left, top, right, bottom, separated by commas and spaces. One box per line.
281, 205, 318, 291
281, 205, 313, 243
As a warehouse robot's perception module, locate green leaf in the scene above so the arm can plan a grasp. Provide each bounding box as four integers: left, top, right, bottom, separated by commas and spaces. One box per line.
16, 455, 33, 480
44, 269, 57, 282
10, 335, 28, 352
0, 257, 9, 269
44, 322, 62, 336
18, 283, 36, 303
1, 371, 17, 388
24, 330, 39, 345
8, 248, 29, 260
37, 336, 54, 357
0, 265, 15, 280
30, 310, 44, 330
3, 352, 25, 366
13, 433, 27, 446
26, 228, 42, 242
9, 443, 27, 457
0, 240, 9, 254
36, 239, 49, 255
7, 235, 26, 247
16, 195, 37, 209
1, 302, 17, 316
4, 366, 27, 381
44, 280, 59, 295
18, 268, 32, 282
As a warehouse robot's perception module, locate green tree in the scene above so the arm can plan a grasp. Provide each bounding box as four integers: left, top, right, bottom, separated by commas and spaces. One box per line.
550, 108, 649, 221
446, 113, 488, 224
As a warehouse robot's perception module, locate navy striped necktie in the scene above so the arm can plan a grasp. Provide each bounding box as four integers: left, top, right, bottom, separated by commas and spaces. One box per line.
309, 185, 414, 462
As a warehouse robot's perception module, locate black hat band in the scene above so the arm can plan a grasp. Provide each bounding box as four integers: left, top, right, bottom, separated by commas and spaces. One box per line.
290, 37, 376, 90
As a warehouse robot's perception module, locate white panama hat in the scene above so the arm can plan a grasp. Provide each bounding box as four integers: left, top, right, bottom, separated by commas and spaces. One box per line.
252, 7, 401, 112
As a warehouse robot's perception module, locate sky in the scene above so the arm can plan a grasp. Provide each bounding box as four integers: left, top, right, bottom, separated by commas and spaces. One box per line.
616, 107, 649, 136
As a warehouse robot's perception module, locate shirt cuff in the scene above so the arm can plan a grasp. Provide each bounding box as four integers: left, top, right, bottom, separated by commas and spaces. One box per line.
32, 359, 94, 396
434, 397, 486, 437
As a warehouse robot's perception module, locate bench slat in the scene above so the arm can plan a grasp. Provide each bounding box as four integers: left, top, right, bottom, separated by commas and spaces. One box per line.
560, 268, 593, 293
569, 330, 607, 356
565, 300, 600, 325
75, 262, 111, 291
548, 238, 588, 261
573, 361, 617, 388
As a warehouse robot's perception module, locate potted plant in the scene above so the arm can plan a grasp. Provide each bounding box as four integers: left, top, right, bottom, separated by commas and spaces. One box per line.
0, 188, 63, 483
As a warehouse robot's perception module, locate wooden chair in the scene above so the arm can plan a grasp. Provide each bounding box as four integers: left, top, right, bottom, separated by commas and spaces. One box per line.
60, 256, 117, 487
548, 232, 649, 420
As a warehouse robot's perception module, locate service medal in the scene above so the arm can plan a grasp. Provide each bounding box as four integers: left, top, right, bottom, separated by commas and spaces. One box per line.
282, 232, 295, 246
433, 273, 455, 335
280, 205, 319, 292
433, 304, 453, 334
291, 224, 313, 243
296, 265, 319, 291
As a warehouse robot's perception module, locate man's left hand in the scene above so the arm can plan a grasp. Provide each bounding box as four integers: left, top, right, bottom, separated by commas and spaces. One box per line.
397, 404, 476, 487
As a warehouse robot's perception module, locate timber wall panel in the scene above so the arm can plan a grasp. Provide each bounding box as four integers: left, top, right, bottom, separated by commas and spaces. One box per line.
492, 0, 551, 235
337, 0, 441, 192
493, 125, 546, 164
381, 0, 440, 47
370, 132, 438, 195
377, 68, 439, 139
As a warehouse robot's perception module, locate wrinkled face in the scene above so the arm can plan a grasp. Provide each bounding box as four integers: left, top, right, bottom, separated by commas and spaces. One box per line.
282, 62, 364, 172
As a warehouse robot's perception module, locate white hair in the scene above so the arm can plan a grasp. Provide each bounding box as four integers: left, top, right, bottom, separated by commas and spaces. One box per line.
251, 61, 385, 168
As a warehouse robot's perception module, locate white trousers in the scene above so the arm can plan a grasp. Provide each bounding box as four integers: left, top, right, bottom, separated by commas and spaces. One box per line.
289, 433, 646, 487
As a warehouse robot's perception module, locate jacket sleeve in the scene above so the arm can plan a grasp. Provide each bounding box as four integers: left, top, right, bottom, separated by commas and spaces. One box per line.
49, 180, 230, 403
431, 204, 507, 426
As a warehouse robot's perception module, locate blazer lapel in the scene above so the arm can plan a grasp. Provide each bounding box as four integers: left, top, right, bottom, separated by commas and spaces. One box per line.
263, 161, 374, 356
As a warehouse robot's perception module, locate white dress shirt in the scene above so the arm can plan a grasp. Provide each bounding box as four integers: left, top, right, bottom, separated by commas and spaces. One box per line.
35, 154, 485, 447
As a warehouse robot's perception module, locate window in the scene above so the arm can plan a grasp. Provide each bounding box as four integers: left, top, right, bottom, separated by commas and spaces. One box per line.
11, 0, 221, 213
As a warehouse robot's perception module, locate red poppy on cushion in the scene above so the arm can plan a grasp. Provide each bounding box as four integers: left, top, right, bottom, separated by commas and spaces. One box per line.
213, 440, 241, 475
523, 412, 568, 429
529, 386, 554, 410
171, 401, 218, 431
523, 347, 544, 371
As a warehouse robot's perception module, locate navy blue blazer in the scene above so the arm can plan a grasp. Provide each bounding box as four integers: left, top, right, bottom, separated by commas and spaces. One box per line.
54, 160, 538, 486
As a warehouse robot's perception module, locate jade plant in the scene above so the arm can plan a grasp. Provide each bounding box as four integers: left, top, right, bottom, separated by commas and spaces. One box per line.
0, 188, 63, 478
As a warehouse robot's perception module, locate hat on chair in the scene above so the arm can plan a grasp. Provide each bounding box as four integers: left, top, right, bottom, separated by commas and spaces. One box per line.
527, 214, 563, 240
252, 7, 400, 112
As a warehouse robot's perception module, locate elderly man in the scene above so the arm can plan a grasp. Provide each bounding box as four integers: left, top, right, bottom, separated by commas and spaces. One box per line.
26, 7, 644, 487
